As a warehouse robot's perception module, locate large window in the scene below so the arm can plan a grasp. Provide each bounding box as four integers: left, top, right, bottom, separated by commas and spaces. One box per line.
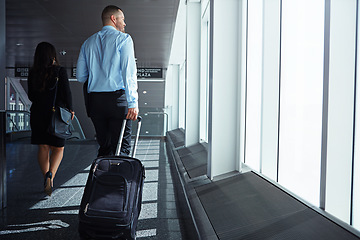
178, 62, 186, 129
200, 5, 210, 143
241, 0, 360, 230
278, 0, 325, 207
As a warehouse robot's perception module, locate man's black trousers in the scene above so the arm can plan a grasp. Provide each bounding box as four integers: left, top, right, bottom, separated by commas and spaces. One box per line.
88, 90, 132, 157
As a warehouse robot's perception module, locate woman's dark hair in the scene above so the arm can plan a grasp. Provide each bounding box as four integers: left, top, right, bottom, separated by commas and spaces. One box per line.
31, 42, 59, 90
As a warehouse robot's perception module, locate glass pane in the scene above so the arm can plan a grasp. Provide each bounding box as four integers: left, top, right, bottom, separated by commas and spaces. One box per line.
324, 0, 357, 224
136, 107, 165, 137
245, 0, 263, 171
353, 0, 360, 229
179, 64, 186, 129
261, 0, 281, 180
200, 18, 209, 143
278, 0, 324, 206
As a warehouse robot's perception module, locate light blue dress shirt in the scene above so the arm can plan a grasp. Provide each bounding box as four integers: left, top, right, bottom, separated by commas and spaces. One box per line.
76, 25, 138, 108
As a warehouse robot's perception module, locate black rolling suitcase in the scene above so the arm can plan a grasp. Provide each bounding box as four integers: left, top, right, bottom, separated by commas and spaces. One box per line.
79, 117, 145, 240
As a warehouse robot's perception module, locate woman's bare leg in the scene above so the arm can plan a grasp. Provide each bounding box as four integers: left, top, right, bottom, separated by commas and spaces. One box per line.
38, 145, 64, 195
49, 146, 64, 183
38, 145, 50, 176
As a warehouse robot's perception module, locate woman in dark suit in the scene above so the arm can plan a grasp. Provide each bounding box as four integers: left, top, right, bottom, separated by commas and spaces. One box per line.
28, 42, 74, 196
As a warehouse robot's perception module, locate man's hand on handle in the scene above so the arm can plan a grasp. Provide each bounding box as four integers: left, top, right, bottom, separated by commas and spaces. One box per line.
126, 107, 139, 121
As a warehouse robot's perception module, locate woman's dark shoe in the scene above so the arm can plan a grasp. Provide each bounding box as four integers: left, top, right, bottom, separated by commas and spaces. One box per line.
44, 171, 53, 196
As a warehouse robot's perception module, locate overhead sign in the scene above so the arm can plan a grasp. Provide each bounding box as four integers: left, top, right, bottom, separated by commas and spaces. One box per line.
15, 66, 29, 77
137, 68, 163, 79
71, 67, 163, 79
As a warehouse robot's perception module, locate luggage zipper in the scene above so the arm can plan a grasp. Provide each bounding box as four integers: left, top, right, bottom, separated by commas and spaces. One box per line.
84, 203, 89, 213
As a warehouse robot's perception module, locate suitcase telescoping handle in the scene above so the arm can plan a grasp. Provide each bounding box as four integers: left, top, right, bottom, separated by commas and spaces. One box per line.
115, 116, 142, 157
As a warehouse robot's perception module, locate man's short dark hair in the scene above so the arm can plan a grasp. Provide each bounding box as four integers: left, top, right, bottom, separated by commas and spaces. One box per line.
102, 5, 122, 24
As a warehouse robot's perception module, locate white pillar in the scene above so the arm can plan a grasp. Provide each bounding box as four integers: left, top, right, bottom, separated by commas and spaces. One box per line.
208, 0, 242, 178
185, 1, 201, 146
165, 64, 180, 130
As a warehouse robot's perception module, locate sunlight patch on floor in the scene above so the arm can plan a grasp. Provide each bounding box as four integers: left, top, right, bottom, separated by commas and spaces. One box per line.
3, 139, 163, 237
136, 228, 157, 238
0, 220, 69, 235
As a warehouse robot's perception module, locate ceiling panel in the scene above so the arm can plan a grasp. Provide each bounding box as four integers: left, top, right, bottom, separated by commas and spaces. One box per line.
5, 0, 179, 70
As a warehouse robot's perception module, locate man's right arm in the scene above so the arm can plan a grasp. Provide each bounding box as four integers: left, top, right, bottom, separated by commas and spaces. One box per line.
76, 45, 88, 83
120, 36, 139, 120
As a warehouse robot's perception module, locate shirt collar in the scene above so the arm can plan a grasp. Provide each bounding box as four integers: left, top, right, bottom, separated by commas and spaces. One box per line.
102, 25, 117, 31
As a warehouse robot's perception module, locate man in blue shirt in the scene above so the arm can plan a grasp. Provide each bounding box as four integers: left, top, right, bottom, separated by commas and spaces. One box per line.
77, 5, 138, 156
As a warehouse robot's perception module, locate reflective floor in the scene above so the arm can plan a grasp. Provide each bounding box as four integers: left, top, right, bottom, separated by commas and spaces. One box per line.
0, 138, 185, 239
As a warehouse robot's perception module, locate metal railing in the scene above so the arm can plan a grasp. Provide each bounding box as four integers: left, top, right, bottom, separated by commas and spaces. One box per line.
143, 111, 168, 135
132, 107, 168, 137
6, 108, 168, 139
6, 110, 31, 133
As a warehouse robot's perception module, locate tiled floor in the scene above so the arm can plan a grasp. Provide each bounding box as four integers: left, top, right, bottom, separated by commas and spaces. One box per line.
0, 138, 185, 239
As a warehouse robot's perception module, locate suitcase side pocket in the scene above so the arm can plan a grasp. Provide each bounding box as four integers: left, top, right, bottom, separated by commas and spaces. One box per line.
84, 172, 130, 221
